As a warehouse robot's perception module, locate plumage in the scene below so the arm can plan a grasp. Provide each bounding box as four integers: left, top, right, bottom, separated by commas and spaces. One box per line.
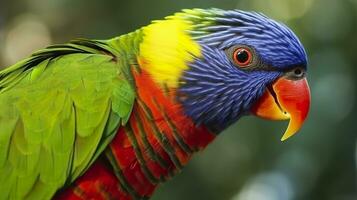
0, 8, 310, 200
0, 39, 136, 199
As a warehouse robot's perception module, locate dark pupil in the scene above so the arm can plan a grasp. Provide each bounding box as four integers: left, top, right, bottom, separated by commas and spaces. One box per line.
236, 50, 249, 63
294, 68, 302, 76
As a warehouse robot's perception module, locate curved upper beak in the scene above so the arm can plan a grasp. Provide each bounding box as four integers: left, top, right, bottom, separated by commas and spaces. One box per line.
251, 77, 311, 141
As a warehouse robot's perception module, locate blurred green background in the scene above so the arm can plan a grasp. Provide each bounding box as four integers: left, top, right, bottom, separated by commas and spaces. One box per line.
1, 0, 356, 199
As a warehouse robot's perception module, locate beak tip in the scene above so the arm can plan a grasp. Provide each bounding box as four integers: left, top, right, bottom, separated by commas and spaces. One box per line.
280, 124, 299, 141
280, 135, 290, 142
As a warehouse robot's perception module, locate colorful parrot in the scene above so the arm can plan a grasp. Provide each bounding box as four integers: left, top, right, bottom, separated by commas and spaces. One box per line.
0, 8, 310, 200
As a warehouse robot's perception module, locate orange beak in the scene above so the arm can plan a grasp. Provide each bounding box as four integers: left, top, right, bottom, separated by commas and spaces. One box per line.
251, 77, 311, 141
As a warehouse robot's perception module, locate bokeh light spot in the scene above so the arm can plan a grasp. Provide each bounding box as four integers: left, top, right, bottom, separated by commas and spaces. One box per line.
232, 172, 294, 200
3, 14, 52, 66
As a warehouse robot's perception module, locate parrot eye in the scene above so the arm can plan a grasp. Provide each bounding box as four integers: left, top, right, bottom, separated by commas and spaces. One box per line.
233, 47, 252, 67
286, 67, 306, 80
294, 68, 303, 77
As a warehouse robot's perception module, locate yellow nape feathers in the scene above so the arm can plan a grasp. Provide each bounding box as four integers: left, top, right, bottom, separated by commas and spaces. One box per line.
138, 14, 201, 88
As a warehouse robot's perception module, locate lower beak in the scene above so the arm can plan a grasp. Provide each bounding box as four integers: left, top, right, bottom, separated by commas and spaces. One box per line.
251, 77, 311, 141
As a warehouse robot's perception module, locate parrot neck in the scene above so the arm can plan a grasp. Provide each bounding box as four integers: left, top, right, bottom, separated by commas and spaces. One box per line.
104, 67, 216, 199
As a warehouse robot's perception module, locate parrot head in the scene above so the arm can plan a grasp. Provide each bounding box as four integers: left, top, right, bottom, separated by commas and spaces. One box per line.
139, 8, 310, 140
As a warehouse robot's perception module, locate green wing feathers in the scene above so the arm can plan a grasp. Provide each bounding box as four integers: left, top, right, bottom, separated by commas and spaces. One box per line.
0, 40, 135, 199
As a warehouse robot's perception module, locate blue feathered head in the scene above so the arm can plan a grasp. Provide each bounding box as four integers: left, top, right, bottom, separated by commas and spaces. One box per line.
175, 9, 310, 139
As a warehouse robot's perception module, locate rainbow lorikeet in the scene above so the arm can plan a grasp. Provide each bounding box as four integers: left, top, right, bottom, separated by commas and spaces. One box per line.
0, 8, 310, 200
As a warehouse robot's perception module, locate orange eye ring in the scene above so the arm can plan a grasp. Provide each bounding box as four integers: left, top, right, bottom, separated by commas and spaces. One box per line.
233, 47, 253, 67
